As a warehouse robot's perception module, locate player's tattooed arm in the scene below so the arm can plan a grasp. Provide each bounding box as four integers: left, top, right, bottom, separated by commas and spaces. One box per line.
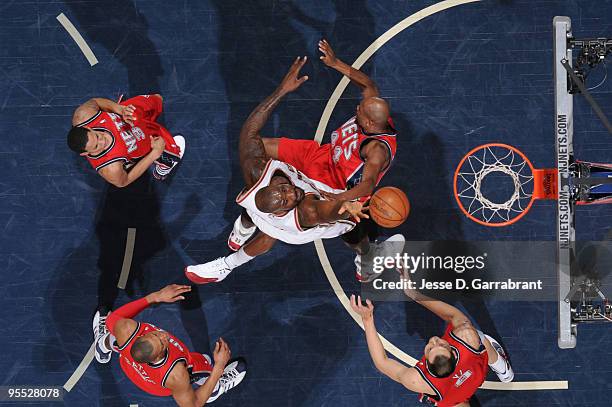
239, 57, 309, 188
318, 39, 379, 99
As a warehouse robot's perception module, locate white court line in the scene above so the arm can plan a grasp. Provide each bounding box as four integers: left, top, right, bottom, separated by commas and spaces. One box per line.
313, 0, 569, 391
56, 13, 98, 66
117, 228, 137, 289
63, 342, 95, 392
64, 227, 136, 392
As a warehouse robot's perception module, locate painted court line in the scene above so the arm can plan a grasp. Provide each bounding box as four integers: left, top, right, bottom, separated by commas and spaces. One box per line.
64, 227, 136, 391
56, 13, 98, 66
313, 0, 569, 392
117, 228, 137, 289
63, 342, 95, 392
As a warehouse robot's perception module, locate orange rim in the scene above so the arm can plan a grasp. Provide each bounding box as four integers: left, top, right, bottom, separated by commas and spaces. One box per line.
453, 143, 537, 227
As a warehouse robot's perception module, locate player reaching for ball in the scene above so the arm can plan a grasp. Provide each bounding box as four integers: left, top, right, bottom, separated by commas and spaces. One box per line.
185, 57, 405, 284
260, 39, 397, 202
350, 268, 514, 406
225, 40, 399, 280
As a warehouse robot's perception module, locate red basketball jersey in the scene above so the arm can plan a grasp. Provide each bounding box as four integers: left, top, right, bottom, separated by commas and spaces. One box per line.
328, 116, 397, 190
415, 325, 489, 406
75, 95, 180, 172
117, 322, 206, 397
77, 110, 155, 172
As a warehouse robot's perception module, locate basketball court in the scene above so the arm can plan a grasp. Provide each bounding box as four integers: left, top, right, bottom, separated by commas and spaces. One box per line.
1, 0, 611, 406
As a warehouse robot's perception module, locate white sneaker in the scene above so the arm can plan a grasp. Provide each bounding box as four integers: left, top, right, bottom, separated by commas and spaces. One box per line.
356, 234, 406, 283
185, 257, 233, 284
484, 334, 514, 383
206, 358, 247, 403
355, 254, 376, 283
373, 234, 406, 261
93, 311, 112, 364
227, 215, 256, 251
173, 135, 186, 159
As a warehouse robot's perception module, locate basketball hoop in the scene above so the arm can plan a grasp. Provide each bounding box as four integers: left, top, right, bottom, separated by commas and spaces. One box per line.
453, 143, 558, 227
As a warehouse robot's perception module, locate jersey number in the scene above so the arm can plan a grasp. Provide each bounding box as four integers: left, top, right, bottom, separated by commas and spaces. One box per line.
341, 124, 359, 160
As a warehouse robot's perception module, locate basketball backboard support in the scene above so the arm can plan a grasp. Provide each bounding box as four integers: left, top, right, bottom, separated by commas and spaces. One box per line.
553, 16, 577, 349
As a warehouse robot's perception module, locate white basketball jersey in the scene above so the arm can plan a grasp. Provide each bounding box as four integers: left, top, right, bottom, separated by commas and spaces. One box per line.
236, 160, 356, 245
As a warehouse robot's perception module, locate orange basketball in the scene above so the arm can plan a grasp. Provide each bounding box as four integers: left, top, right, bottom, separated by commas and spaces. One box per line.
369, 187, 410, 228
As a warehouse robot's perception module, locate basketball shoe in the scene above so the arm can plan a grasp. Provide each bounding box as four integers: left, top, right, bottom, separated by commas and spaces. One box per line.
356, 234, 405, 282
484, 334, 514, 382
227, 215, 257, 251
93, 310, 112, 364
185, 257, 233, 284
153, 134, 185, 180
205, 358, 248, 403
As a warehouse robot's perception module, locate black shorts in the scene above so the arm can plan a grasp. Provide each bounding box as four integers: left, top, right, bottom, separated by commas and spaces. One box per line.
341, 217, 379, 245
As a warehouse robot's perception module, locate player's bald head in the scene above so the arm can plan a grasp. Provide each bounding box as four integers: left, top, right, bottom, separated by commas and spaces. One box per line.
255, 184, 305, 214
361, 97, 389, 126
255, 187, 283, 213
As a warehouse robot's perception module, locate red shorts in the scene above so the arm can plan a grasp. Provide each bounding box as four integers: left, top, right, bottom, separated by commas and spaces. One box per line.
277, 138, 343, 189
189, 352, 214, 382
122, 95, 180, 157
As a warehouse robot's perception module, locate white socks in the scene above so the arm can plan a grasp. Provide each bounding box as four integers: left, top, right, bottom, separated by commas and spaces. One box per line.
482, 333, 514, 383
100, 333, 116, 353
488, 352, 507, 372
237, 216, 256, 236
224, 248, 254, 270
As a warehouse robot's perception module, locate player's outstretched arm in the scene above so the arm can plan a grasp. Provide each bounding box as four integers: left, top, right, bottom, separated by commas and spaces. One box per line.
349, 295, 431, 393
107, 285, 192, 345
322, 142, 389, 201
319, 39, 379, 99
299, 199, 368, 227
239, 57, 309, 188
400, 269, 471, 328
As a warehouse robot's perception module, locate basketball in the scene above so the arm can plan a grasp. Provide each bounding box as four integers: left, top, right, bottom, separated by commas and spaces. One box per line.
369, 187, 410, 228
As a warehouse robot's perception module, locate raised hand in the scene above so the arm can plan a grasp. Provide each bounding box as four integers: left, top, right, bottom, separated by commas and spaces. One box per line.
278, 57, 309, 94
213, 337, 232, 366
350, 294, 374, 321
318, 39, 338, 68
150, 284, 191, 303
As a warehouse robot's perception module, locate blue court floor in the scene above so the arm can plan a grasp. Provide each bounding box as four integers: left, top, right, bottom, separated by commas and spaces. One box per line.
1, 0, 612, 406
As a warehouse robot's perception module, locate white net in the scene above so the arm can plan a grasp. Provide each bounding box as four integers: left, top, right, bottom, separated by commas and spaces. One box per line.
455, 145, 534, 225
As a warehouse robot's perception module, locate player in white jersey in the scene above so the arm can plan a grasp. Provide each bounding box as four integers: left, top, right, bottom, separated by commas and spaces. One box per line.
185, 57, 404, 284
236, 159, 356, 245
